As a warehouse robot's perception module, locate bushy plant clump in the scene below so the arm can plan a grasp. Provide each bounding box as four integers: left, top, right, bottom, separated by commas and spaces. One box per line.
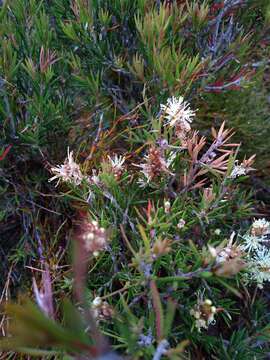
0, 0, 270, 359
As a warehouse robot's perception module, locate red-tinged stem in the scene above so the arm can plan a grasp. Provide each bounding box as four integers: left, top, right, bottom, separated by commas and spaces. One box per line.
0, 144, 12, 161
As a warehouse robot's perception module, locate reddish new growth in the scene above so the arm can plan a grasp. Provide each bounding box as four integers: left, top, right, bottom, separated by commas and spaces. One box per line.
39, 46, 58, 73
0, 144, 12, 161
181, 122, 243, 191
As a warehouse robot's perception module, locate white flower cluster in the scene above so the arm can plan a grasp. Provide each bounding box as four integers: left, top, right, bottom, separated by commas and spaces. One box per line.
49, 149, 127, 188
250, 248, 270, 287
160, 96, 196, 146
229, 164, 247, 179
49, 148, 84, 186
241, 218, 270, 288
81, 220, 107, 256
229, 158, 254, 179
107, 154, 126, 180
190, 298, 217, 332
87, 154, 126, 188
134, 96, 194, 186
160, 96, 195, 129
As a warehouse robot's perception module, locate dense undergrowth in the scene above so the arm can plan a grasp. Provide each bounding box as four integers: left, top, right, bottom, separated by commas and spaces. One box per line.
1, 0, 270, 359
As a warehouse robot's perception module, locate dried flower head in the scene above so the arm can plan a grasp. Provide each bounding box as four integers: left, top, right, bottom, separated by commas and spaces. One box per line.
214, 257, 246, 277
217, 243, 242, 263
135, 146, 173, 186
190, 298, 217, 332
152, 238, 172, 258
49, 148, 84, 186
107, 154, 126, 180
209, 233, 245, 276
209, 233, 240, 263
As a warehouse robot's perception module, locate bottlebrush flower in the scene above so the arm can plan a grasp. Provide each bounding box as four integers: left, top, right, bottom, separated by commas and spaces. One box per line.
160, 96, 195, 145
160, 96, 196, 128
49, 148, 84, 186
107, 154, 126, 180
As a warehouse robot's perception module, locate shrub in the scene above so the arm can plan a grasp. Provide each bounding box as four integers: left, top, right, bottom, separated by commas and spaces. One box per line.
0, 0, 270, 359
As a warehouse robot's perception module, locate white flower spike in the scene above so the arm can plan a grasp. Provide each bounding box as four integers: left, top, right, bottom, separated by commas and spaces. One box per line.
160, 96, 196, 129
49, 148, 84, 186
